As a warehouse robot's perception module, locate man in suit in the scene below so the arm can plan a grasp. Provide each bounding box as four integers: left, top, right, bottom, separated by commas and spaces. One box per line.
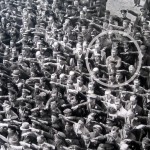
126, 95, 143, 116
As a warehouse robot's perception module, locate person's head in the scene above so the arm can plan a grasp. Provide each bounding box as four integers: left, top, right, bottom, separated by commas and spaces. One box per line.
63, 35, 68, 43
74, 0, 79, 7
109, 73, 115, 82
87, 94, 96, 105
123, 20, 129, 28
81, 26, 87, 34
116, 72, 123, 82
65, 122, 73, 132
129, 65, 135, 74
105, 90, 111, 98
88, 82, 94, 91
93, 68, 99, 78
121, 10, 127, 18
40, 109, 47, 117
142, 138, 150, 150
120, 141, 129, 150
77, 76, 83, 86
51, 73, 57, 82
77, 60, 83, 68
105, 10, 110, 19
134, 79, 140, 87
140, 7, 147, 16
123, 41, 129, 49
87, 113, 95, 122
143, 31, 150, 39
83, 41, 88, 50
123, 124, 131, 135
22, 89, 30, 98
80, 11, 85, 19
110, 126, 119, 138
59, 74, 66, 83
78, 118, 85, 129
140, 45, 147, 55
8, 90, 16, 102
115, 99, 122, 110
8, 125, 16, 134
103, 20, 109, 28
83, 134, 90, 144
93, 124, 102, 134
63, 109, 72, 117
5, 12, 10, 19
111, 49, 118, 57
69, 71, 75, 79
94, 53, 101, 62
130, 95, 137, 105
37, 135, 45, 144
51, 113, 58, 123
143, 21, 149, 29
70, 96, 78, 106
77, 47, 83, 55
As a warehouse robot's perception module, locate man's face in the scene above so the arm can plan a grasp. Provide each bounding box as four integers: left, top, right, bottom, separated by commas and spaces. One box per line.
115, 101, 121, 109
129, 65, 135, 74
130, 97, 137, 105
84, 136, 90, 144
141, 9, 146, 16
95, 56, 100, 62
123, 43, 129, 49
141, 49, 146, 55
70, 98, 78, 106
63, 36, 68, 43
80, 12, 84, 18
116, 74, 122, 81
74, 1, 79, 7
121, 12, 127, 18
37, 137, 44, 144
123, 22, 128, 28
88, 84, 94, 91
78, 120, 84, 129
109, 75, 115, 81
9, 93, 16, 101
65, 124, 72, 131
111, 50, 117, 57
77, 79, 83, 86
22, 91, 27, 98
134, 80, 139, 87
103, 22, 108, 28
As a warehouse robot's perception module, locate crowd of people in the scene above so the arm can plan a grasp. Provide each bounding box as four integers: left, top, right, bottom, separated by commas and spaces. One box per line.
0, 0, 149, 150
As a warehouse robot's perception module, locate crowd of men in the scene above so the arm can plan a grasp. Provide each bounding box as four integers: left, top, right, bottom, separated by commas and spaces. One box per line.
0, 0, 149, 149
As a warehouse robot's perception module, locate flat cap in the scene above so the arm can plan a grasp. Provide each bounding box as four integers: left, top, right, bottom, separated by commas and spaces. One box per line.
57, 132, 66, 139
63, 109, 72, 114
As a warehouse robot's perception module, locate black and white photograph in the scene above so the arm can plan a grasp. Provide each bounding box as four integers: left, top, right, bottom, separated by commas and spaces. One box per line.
0, 0, 149, 150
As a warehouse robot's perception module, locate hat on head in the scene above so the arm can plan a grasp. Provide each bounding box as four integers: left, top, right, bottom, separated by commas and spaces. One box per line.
140, 7, 145, 11
93, 125, 102, 131
63, 109, 72, 114
123, 19, 130, 24
57, 132, 66, 139
121, 9, 127, 13
8, 125, 17, 131
77, 76, 83, 81
12, 70, 20, 76
20, 122, 30, 131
